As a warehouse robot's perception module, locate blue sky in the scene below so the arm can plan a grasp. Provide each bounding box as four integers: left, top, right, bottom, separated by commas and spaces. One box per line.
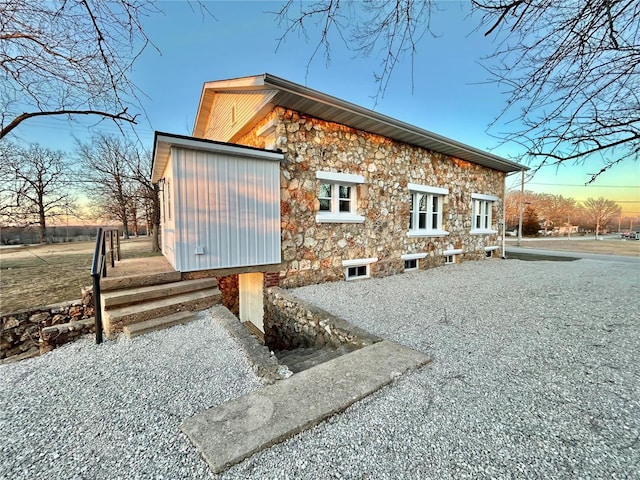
9, 1, 639, 216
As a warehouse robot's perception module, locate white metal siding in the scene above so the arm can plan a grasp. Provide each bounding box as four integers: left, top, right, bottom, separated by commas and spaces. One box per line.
203, 90, 277, 141
171, 147, 281, 272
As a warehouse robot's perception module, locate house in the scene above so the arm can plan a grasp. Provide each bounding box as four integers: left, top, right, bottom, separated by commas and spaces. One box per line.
151, 73, 525, 331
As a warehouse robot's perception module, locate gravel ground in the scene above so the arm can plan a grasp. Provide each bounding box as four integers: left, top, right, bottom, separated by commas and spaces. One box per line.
221, 258, 639, 480
2, 259, 639, 479
0, 306, 262, 480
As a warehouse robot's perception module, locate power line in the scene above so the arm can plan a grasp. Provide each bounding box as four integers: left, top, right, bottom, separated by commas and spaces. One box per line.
528, 182, 639, 188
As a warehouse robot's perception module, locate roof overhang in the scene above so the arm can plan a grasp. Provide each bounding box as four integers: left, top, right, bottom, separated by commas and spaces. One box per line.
193, 73, 527, 174
151, 131, 283, 183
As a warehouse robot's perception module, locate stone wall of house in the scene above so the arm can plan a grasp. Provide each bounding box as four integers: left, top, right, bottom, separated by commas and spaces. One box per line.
263, 287, 379, 351
216, 275, 240, 316
1, 288, 95, 362
238, 107, 505, 287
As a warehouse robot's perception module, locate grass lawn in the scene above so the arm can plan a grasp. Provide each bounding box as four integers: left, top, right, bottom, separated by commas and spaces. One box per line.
0, 237, 160, 314
506, 236, 640, 256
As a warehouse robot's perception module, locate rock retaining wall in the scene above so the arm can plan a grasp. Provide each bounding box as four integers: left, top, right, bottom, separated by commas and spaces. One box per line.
1, 288, 95, 363
263, 286, 379, 351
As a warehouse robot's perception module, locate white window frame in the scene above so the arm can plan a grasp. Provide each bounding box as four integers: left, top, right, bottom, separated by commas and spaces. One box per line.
407, 183, 449, 237
342, 257, 377, 281
471, 193, 498, 235
444, 248, 463, 265
401, 253, 426, 272
316, 171, 365, 224
485, 245, 499, 258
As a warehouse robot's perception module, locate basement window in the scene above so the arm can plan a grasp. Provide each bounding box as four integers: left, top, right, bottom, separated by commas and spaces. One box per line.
342, 257, 377, 281
444, 248, 463, 265
404, 259, 417, 270
485, 245, 499, 258
401, 253, 426, 272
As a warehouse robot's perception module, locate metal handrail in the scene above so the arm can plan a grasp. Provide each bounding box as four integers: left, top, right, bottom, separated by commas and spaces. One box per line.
91, 227, 120, 344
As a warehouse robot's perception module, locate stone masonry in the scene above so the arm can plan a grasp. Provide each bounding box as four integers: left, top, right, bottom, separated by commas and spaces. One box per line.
236, 107, 505, 287
263, 287, 379, 351
1, 288, 95, 363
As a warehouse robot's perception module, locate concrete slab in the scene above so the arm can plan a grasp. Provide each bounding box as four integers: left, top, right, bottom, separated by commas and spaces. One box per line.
181, 340, 430, 474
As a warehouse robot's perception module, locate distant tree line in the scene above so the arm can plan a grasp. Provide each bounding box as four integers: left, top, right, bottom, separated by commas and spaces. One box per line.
505, 191, 630, 236
0, 136, 159, 249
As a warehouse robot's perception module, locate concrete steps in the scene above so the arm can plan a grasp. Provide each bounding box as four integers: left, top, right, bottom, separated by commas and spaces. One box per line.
101, 271, 181, 292
123, 311, 197, 338
100, 276, 221, 337
101, 278, 218, 308
274, 345, 357, 373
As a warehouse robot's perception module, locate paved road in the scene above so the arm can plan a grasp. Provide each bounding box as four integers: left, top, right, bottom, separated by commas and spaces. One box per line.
505, 245, 640, 263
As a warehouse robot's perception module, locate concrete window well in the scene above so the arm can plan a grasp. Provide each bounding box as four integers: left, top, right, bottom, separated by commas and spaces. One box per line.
262, 287, 381, 373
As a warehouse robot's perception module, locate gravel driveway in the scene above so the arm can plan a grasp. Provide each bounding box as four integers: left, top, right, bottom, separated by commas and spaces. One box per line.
2, 258, 638, 479
0, 306, 262, 480
222, 258, 639, 479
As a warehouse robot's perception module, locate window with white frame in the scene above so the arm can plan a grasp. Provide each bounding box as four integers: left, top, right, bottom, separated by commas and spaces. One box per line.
444, 248, 462, 265
316, 171, 365, 223
471, 193, 499, 234
407, 183, 448, 237
342, 257, 377, 280
401, 253, 426, 272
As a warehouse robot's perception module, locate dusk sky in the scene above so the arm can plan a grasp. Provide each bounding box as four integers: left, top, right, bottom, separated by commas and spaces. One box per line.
9, 1, 640, 216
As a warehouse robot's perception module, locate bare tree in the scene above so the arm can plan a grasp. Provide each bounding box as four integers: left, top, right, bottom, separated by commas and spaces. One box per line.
76, 134, 137, 238
535, 194, 578, 232
474, 0, 639, 181
76, 134, 160, 250
0, 0, 166, 139
276, 1, 639, 178
0, 143, 76, 243
583, 197, 622, 238
126, 150, 161, 252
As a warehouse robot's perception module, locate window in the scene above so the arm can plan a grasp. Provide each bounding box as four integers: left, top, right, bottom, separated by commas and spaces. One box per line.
404, 259, 417, 270
444, 248, 462, 265
401, 253, 426, 272
316, 171, 365, 223
347, 265, 367, 278
485, 246, 499, 258
342, 257, 377, 280
407, 183, 448, 237
471, 193, 499, 234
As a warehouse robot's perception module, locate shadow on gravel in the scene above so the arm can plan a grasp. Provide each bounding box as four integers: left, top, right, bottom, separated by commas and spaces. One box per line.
505, 252, 579, 262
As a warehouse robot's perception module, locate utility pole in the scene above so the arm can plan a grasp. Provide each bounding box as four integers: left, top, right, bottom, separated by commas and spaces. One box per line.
517, 169, 525, 247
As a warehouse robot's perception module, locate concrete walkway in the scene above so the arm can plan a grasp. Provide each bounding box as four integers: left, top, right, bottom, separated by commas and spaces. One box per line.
180, 340, 430, 474
505, 245, 640, 263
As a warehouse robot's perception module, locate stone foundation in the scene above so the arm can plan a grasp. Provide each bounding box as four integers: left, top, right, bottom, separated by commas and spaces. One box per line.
1, 288, 95, 363
217, 275, 239, 316
263, 287, 379, 351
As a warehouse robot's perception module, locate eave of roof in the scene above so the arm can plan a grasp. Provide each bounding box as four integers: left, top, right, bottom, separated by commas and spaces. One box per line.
193, 73, 527, 173
151, 131, 283, 183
